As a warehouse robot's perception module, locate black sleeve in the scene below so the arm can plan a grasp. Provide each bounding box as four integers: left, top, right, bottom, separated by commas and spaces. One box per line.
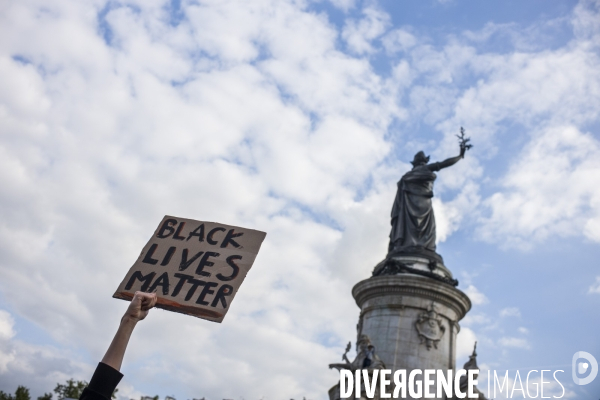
79, 362, 123, 400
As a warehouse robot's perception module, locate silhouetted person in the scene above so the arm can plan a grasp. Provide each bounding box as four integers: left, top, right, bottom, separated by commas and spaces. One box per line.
79, 291, 157, 400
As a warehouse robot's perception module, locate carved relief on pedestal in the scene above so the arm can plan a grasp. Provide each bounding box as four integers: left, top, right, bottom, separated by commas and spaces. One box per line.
415, 303, 446, 350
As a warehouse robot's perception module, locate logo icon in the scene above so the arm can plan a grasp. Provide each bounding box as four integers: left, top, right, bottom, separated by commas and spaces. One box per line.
572, 351, 598, 385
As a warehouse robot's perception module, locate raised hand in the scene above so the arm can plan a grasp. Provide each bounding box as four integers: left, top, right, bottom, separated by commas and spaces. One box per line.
103, 291, 158, 371
123, 291, 158, 322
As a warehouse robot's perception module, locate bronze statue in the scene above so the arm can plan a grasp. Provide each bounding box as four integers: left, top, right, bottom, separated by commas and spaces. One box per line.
458, 342, 487, 399
388, 128, 472, 259
328, 334, 385, 372
327, 335, 386, 400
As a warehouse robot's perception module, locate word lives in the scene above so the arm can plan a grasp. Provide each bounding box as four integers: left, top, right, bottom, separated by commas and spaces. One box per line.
114, 216, 266, 323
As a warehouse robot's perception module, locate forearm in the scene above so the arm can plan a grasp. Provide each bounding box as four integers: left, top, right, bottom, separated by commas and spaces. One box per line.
101, 316, 138, 371
438, 155, 462, 169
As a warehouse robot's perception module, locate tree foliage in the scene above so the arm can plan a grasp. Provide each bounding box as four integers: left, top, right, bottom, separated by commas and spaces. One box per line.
53, 378, 117, 400
15, 387, 30, 400
0, 386, 31, 400
54, 380, 87, 400
1, 377, 119, 400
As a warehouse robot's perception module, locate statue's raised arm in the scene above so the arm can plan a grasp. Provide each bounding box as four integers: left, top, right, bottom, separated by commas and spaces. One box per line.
426, 127, 472, 171
388, 128, 472, 258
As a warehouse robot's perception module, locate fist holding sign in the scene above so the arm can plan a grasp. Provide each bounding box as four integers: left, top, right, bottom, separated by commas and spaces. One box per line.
114, 216, 266, 323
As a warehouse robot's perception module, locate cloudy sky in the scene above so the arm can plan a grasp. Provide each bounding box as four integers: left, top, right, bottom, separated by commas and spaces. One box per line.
1, 0, 600, 398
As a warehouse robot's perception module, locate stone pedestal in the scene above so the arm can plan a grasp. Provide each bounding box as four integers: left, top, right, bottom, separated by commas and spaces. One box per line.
352, 267, 471, 398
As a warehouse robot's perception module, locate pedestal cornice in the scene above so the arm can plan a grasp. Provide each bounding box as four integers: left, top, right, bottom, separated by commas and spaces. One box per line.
352, 274, 471, 321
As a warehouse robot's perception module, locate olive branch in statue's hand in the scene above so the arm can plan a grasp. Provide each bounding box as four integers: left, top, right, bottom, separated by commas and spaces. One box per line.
342, 341, 351, 363
457, 127, 473, 158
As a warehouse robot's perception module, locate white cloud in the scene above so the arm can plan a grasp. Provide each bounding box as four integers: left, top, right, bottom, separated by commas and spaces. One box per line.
342, 5, 390, 54
461, 313, 491, 326
456, 326, 478, 363
573, 0, 600, 41
498, 337, 530, 349
464, 285, 488, 305
500, 307, 521, 318
478, 127, 600, 248
0, 311, 15, 374
0, 311, 15, 342
433, 180, 481, 243
588, 276, 600, 294
0, 309, 92, 393
325, 0, 357, 12
407, 2, 600, 251
0, 0, 400, 398
381, 28, 417, 54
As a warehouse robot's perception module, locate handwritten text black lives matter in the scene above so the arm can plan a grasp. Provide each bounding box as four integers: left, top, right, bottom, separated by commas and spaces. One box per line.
114, 216, 266, 323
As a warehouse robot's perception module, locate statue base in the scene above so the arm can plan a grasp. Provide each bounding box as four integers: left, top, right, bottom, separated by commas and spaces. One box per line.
372, 253, 458, 287
387, 245, 444, 265
352, 274, 470, 371
328, 274, 471, 400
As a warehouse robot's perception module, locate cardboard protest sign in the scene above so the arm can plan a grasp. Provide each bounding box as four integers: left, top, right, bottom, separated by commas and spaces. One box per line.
114, 216, 266, 323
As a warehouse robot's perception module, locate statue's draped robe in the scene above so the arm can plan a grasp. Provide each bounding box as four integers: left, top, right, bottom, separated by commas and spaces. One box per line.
389, 164, 439, 252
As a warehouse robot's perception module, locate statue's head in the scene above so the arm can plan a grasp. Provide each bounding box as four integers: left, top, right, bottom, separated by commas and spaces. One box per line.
411, 151, 430, 166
